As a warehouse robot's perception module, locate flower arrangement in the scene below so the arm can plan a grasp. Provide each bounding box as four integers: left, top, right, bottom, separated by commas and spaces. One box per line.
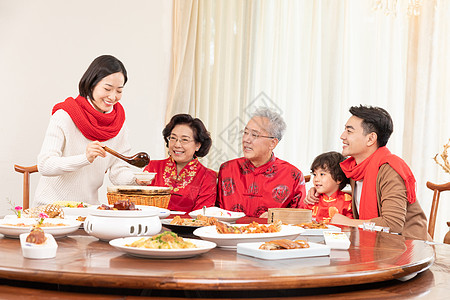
434, 139, 450, 174
7, 198, 23, 218
37, 212, 49, 225
15, 206, 23, 218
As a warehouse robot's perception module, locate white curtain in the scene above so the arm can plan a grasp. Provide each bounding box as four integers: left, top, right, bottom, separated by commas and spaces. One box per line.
168, 0, 450, 241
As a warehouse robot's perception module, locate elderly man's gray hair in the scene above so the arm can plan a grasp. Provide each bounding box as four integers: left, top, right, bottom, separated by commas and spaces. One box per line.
251, 107, 286, 140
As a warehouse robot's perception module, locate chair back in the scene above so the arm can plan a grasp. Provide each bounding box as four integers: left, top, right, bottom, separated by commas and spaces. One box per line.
14, 164, 38, 210
304, 175, 311, 183
426, 181, 450, 240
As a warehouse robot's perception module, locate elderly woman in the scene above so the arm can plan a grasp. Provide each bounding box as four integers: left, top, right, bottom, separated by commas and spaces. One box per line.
217, 107, 306, 217
143, 114, 217, 212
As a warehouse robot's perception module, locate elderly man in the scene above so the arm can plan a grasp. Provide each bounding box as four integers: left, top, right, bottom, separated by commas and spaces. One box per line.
217, 107, 306, 217
306, 105, 429, 240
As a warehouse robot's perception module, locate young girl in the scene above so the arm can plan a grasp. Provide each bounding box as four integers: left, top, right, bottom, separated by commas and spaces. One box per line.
300, 151, 352, 223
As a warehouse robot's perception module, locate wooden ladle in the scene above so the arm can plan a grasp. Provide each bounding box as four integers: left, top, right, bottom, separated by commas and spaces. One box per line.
103, 146, 150, 168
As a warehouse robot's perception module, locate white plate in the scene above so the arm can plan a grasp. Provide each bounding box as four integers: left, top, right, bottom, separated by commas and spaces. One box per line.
237, 241, 330, 260
170, 211, 187, 215
193, 225, 304, 248
109, 236, 216, 259
87, 205, 159, 217
297, 224, 341, 236
0, 218, 81, 238
62, 207, 91, 217
189, 207, 245, 223
147, 206, 170, 219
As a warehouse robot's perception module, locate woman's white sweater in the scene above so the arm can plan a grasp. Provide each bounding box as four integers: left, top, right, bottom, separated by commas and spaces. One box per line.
34, 109, 135, 206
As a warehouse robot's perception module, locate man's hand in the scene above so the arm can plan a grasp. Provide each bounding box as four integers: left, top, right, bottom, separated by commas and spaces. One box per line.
304, 187, 320, 205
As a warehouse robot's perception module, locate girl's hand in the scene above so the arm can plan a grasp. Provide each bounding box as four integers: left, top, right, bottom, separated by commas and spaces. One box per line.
86, 141, 106, 163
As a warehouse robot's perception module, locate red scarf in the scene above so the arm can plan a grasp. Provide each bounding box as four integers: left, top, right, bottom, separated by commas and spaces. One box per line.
52, 95, 125, 142
340, 146, 416, 219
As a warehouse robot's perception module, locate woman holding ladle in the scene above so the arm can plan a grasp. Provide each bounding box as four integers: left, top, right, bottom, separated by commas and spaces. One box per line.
34, 55, 148, 207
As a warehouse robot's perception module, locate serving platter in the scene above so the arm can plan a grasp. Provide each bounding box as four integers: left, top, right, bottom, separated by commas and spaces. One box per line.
0, 218, 81, 238
87, 205, 160, 217
189, 207, 245, 223
193, 225, 304, 248
237, 241, 330, 260
109, 236, 216, 259
161, 219, 203, 234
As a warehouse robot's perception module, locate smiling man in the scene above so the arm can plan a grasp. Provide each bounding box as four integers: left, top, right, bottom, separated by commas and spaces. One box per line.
306, 105, 429, 240
217, 107, 306, 217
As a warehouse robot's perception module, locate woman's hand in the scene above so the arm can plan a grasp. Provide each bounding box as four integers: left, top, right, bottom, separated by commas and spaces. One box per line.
135, 178, 153, 186
86, 141, 107, 163
331, 213, 366, 227
304, 187, 320, 205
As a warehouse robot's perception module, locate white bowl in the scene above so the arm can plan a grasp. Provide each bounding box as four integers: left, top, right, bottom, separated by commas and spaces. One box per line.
134, 172, 156, 182
84, 213, 162, 241
20, 233, 58, 259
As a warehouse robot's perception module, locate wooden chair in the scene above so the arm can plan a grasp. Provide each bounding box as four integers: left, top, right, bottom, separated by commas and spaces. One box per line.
305, 175, 311, 183
426, 181, 450, 240
14, 165, 38, 210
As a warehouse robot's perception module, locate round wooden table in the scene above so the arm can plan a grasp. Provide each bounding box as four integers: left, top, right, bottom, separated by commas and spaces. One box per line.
0, 224, 445, 299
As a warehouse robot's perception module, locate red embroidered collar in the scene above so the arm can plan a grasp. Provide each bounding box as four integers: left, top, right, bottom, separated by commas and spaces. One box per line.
163, 157, 199, 192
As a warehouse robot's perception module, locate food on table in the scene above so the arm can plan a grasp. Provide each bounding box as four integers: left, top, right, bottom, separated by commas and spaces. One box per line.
76, 216, 86, 222
23, 204, 64, 218
216, 220, 282, 234
25, 226, 47, 244
170, 215, 218, 226
3, 222, 67, 227
113, 199, 137, 210
259, 239, 310, 250
295, 221, 328, 229
97, 200, 140, 211
125, 231, 197, 249
53, 201, 89, 208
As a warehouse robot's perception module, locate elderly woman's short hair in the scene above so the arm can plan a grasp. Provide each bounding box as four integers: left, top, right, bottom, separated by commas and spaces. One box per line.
162, 114, 212, 157
251, 107, 286, 140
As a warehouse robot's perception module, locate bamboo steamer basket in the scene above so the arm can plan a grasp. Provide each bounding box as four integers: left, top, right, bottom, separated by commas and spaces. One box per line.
267, 208, 312, 224
107, 186, 171, 209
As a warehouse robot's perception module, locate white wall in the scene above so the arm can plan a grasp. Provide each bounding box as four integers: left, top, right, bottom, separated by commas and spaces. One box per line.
0, 0, 173, 215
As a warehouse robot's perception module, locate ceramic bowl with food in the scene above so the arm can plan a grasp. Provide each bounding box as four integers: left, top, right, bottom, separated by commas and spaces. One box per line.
84, 206, 162, 241
134, 172, 157, 182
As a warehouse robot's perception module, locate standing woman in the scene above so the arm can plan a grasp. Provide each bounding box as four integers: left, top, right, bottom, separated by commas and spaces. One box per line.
34, 55, 139, 206
144, 114, 217, 212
